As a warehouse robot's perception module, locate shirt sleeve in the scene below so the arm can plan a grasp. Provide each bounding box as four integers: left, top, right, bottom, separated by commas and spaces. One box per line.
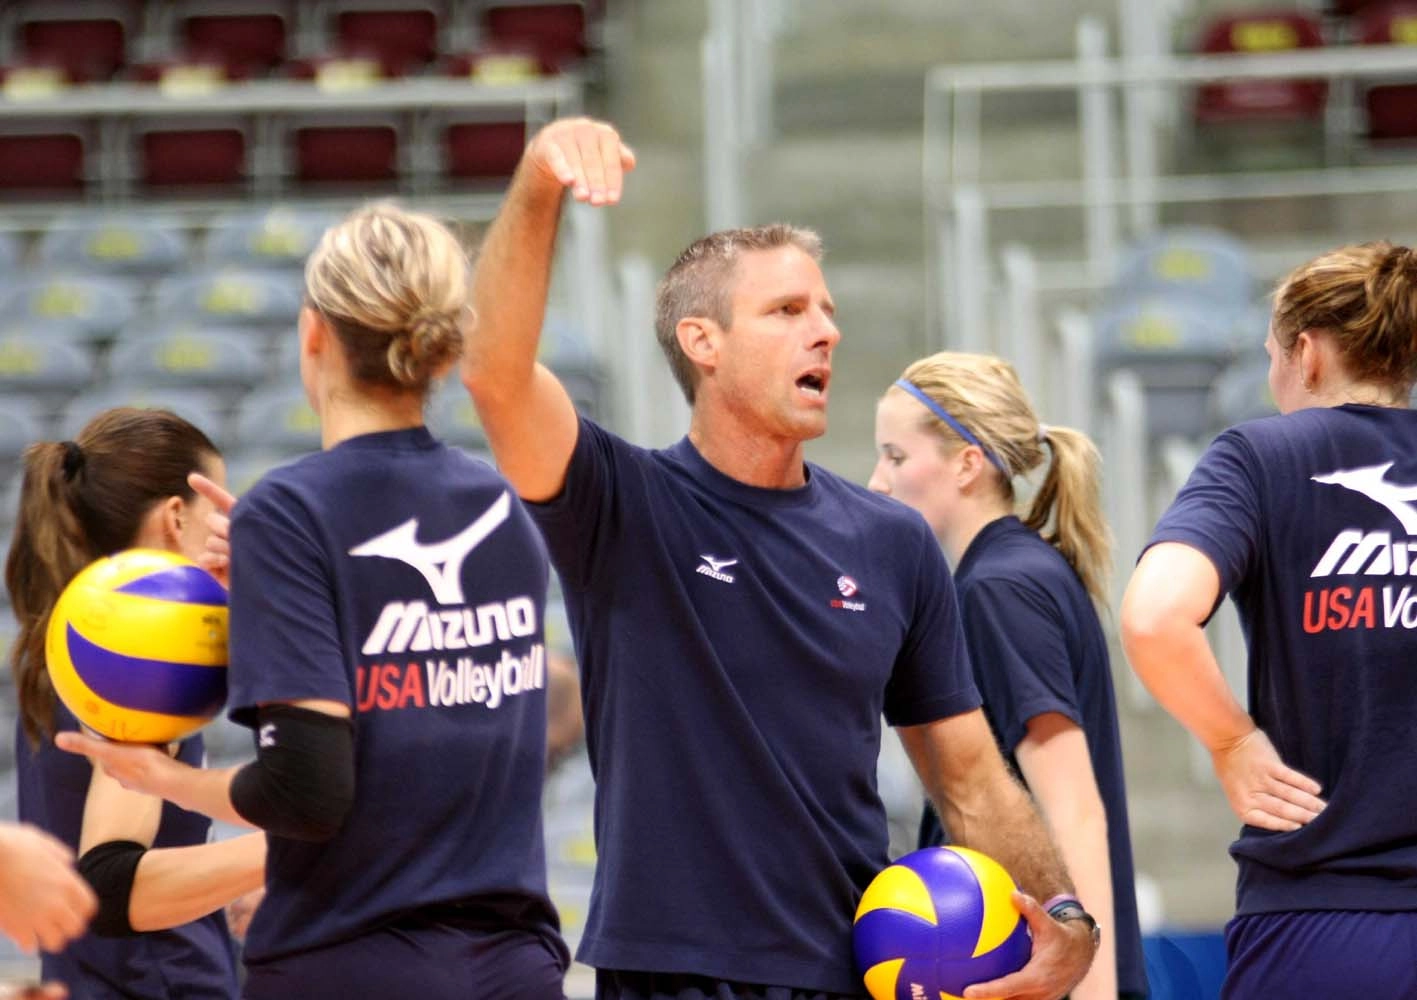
226, 483, 350, 728
884, 522, 983, 727
959, 577, 1081, 754
524, 416, 623, 592
1145, 428, 1264, 598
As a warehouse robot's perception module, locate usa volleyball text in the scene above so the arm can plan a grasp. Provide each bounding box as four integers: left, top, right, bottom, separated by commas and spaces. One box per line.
355, 645, 546, 712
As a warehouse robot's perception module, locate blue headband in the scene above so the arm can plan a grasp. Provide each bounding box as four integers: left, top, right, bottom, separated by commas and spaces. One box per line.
893, 379, 1009, 474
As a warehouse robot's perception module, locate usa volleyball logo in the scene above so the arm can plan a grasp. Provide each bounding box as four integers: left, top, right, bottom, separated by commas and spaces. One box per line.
837, 575, 859, 597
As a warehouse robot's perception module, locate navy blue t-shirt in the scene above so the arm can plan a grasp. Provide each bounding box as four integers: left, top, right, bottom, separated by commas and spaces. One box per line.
528, 419, 981, 994
920, 516, 1147, 997
1148, 404, 1417, 915
16, 703, 238, 999
226, 427, 563, 964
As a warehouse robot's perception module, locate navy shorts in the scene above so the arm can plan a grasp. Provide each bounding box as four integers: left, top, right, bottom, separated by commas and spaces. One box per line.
243, 917, 569, 1000
596, 970, 862, 1000
1223, 910, 1417, 999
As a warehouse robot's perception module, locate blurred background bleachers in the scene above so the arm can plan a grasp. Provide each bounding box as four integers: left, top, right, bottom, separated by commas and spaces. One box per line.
5, 0, 1417, 995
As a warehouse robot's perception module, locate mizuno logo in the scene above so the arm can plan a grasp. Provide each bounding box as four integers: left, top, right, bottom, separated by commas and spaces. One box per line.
1312, 463, 1417, 534
696, 554, 737, 583
349, 492, 511, 605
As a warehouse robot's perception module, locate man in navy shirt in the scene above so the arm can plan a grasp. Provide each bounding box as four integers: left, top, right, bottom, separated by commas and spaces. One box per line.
1123, 241, 1417, 998
461, 116, 1097, 1000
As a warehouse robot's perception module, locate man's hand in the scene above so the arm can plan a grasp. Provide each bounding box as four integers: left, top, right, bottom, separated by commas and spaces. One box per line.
524, 117, 636, 206
0, 823, 96, 954
963, 892, 1097, 1000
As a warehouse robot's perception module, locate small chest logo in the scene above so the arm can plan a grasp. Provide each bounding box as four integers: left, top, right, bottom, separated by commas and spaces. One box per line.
696, 554, 737, 584
831, 573, 866, 612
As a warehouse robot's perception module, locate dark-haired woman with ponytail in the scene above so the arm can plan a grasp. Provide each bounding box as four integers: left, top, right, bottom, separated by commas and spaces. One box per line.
1123, 242, 1417, 997
869, 352, 1147, 1000
5, 406, 262, 998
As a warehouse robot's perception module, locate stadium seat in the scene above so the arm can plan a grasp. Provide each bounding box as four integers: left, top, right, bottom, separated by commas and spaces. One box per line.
1095, 294, 1238, 440
138, 123, 250, 189
0, 331, 98, 411
289, 117, 403, 185
1194, 11, 1327, 124
1357, 3, 1417, 142
151, 269, 303, 330
1110, 227, 1255, 312
333, 5, 442, 77
0, 232, 21, 271
482, 3, 587, 73
231, 382, 321, 454
0, 127, 87, 194
223, 448, 293, 497
107, 329, 267, 407
0, 274, 139, 343
36, 214, 187, 276
0, 397, 46, 465
442, 117, 527, 184
12, 0, 137, 82
1211, 352, 1277, 428
58, 383, 226, 445
426, 386, 490, 450
176, 3, 292, 78
205, 206, 337, 270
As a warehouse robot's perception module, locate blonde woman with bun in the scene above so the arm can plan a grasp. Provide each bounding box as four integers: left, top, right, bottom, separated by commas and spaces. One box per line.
869, 352, 1146, 1000
61, 204, 570, 1000
1123, 242, 1417, 998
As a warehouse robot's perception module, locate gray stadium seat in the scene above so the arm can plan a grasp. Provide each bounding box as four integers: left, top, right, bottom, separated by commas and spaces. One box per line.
1210, 353, 1277, 429
204, 206, 337, 270
231, 382, 321, 455
0, 331, 97, 410
0, 231, 21, 271
223, 449, 294, 498
426, 386, 489, 451
1110, 226, 1255, 311
107, 329, 266, 407
58, 384, 227, 447
151, 269, 304, 330
1095, 293, 1238, 440
0, 274, 140, 344
37, 213, 188, 275
0, 398, 45, 465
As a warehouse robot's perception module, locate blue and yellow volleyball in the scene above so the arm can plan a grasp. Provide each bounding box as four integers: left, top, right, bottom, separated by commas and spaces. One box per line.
853, 846, 1031, 1000
45, 549, 228, 743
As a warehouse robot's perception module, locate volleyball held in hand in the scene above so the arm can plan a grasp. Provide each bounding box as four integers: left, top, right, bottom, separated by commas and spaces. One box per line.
46, 549, 228, 743
853, 845, 1031, 1000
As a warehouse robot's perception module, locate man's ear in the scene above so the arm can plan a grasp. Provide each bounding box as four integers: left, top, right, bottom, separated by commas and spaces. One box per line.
676, 316, 721, 376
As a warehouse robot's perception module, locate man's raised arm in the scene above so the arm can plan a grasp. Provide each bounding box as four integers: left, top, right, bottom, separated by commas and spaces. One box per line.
461, 117, 635, 502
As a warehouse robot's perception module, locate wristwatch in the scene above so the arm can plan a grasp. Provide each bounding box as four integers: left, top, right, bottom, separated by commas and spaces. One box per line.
1044, 894, 1101, 949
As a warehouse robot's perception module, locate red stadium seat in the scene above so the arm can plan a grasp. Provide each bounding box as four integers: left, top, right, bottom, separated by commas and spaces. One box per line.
180, 11, 290, 78
141, 127, 248, 188
335, 7, 441, 76
16, 10, 130, 82
444, 120, 526, 182
1194, 11, 1327, 123
1357, 3, 1417, 141
293, 123, 401, 184
483, 3, 587, 73
0, 131, 86, 193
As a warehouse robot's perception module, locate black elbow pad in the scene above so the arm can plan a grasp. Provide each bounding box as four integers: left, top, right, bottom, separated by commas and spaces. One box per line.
77, 840, 147, 937
230, 704, 355, 842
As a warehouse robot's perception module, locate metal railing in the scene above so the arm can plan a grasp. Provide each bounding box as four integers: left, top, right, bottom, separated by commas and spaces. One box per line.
924, 27, 1417, 354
